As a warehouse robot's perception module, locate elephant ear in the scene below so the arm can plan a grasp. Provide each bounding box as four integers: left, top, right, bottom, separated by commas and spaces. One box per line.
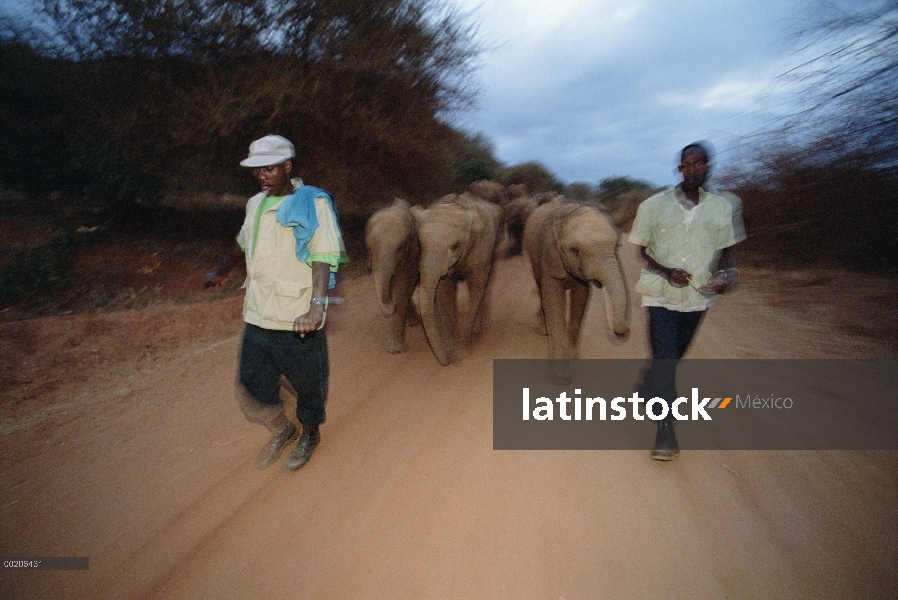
551, 202, 593, 273
468, 206, 485, 237
551, 202, 581, 246
410, 204, 427, 224
468, 198, 498, 237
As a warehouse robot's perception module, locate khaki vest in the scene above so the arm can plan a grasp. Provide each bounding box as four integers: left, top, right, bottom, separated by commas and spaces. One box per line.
241, 193, 314, 331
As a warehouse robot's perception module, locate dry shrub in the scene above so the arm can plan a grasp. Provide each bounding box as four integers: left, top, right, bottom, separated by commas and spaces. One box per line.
725, 149, 898, 273
3, 0, 484, 219
604, 188, 657, 233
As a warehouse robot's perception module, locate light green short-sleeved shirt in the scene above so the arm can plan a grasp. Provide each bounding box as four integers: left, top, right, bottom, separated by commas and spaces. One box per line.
628, 186, 745, 311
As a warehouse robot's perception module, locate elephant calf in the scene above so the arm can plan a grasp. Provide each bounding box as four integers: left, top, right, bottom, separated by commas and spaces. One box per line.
365, 198, 420, 353
411, 193, 502, 366
523, 198, 630, 377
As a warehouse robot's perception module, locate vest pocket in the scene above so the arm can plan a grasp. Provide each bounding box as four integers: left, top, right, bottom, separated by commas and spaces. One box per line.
274, 280, 303, 299
262, 280, 309, 322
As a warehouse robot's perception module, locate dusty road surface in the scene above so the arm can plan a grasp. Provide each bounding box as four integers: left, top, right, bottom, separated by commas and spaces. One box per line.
1, 243, 897, 599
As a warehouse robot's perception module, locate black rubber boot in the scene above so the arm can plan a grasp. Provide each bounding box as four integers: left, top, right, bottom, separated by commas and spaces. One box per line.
650, 417, 679, 461
255, 422, 299, 470
285, 424, 321, 471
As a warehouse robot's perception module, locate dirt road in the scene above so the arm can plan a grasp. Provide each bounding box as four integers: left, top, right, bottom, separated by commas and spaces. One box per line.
1, 244, 896, 599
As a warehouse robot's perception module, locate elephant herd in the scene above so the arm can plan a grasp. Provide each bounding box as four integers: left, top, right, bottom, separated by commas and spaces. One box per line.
364, 181, 631, 367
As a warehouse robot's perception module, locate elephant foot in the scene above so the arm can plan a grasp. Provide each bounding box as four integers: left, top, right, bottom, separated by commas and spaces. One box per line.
386, 338, 407, 354
452, 345, 472, 361
449, 341, 474, 362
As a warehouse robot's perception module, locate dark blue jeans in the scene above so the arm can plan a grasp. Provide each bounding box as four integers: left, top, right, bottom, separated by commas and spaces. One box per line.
641, 307, 704, 418
238, 324, 329, 427
648, 306, 704, 360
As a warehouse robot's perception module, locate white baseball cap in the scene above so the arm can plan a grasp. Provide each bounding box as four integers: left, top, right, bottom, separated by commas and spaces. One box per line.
239, 135, 295, 167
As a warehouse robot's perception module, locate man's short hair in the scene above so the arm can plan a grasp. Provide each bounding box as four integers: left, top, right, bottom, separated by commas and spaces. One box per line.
680, 141, 713, 164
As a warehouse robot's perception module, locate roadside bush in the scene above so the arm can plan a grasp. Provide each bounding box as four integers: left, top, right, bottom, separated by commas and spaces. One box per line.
1, 0, 488, 219
498, 162, 563, 194
723, 147, 898, 273
0, 233, 75, 307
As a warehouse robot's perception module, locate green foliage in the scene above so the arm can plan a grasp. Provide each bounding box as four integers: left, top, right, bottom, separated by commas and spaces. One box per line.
597, 176, 652, 196
453, 160, 495, 188
498, 162, 562, 193
562, 178, 655, 206
564, 182, 594, 201
442, 130, 503, 191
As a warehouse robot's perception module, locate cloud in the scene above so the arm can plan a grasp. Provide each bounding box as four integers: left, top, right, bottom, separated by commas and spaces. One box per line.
452, 0, 813, 185
659, 77, 774, 110
466, 0, 644, 41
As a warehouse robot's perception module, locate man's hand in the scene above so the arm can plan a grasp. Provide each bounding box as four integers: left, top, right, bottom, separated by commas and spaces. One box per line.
698, 268, 739, 295
668, 268, 691, 287
295, 261, 332, 337
640, 246, 691, 287
294, 304, 326, 337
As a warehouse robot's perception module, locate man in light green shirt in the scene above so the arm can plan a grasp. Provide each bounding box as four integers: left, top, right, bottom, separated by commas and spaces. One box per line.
628, 142, 745, 460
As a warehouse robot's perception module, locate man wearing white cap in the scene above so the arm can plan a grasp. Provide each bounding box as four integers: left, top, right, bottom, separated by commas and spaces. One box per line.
206, 135, 348, 471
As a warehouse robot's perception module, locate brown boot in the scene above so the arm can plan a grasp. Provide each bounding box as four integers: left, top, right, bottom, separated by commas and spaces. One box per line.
255, 422, 298, 470
285, 424, 320, 471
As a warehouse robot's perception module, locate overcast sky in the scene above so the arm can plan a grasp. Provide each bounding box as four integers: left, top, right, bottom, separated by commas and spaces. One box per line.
448, 0, 831, 187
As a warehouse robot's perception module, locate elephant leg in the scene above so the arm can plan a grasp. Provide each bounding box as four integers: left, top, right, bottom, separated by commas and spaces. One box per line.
390, 272, 421, 352
471, 287, 487, 336
541, 276, 572, 385
436, 277, 456, 355
567, 283, 589, 358
386, 310, 406, 353
404, 294, 420, 327
386, 274, 418, 353
456, 269, 491, 356
541, 275, 570, 361
468, 267, 493, 337
530, 279, 547, 335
